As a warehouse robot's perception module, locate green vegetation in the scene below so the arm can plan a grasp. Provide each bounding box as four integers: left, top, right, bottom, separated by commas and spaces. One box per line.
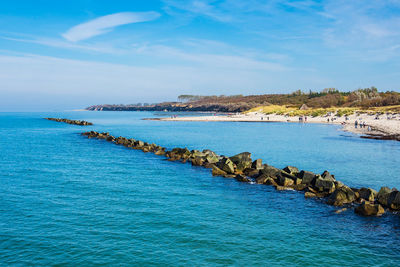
88, 87, 400, 113
247, 105, 361, 117
178, 87, 400, 112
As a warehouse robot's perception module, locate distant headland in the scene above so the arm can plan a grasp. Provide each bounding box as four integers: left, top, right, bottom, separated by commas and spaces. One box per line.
85, 87, 400, 141
86, 87, 400, 113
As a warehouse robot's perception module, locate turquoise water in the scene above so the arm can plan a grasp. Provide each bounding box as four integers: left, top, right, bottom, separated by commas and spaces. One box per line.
1, 111, 400, 266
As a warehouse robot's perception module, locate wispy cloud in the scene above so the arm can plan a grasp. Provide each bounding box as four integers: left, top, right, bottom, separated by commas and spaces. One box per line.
62, 11, 160, 42
163, 0, 232, 22
1, 36, 120, 54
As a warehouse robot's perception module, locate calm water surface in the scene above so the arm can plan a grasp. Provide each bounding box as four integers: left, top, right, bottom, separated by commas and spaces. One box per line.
1, 111, 399, 266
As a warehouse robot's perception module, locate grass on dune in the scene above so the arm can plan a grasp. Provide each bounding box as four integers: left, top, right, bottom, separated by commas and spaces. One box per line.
245, 105, 400, 117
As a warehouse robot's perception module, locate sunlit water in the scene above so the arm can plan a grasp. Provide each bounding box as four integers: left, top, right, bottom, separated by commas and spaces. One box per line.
1, 111, 399, 266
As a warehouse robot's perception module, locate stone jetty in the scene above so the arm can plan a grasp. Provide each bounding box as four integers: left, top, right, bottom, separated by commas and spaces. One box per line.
45, 118, 93, 126
82, 131, 400, 217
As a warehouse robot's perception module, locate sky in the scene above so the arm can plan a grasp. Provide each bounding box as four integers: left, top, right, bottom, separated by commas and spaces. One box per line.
1, 0, 400, 111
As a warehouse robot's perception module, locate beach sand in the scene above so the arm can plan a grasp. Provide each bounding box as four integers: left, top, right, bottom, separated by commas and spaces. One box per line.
155, 112, 400, 137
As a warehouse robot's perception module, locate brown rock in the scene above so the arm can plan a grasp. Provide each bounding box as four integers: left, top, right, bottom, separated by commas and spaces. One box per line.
264, 178, 278, 186
358, 187, 377, 202
355, 202, 385, 216
327, 186, 356, 206
212, 166, 227, 176
235, 174, 251, 182
305, 192, 317, 198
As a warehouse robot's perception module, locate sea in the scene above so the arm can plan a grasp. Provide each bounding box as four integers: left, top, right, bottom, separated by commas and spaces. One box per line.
1, 111, 400, 266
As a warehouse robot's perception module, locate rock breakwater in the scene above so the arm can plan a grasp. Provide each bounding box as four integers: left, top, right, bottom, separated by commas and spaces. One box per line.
82, 131, 400, 217
45, 118, 93, 126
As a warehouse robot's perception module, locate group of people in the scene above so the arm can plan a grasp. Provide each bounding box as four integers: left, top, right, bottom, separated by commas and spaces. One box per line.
299, 116, 308, 122
355, 120, 371, 131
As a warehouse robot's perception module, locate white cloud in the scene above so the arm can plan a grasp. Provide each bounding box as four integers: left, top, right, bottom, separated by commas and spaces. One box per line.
163, 0, 232, 22
62, 11, 160, 42
1, 36, 120, 54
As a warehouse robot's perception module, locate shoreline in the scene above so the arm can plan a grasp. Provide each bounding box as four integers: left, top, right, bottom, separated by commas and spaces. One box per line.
147, 112, 400, 141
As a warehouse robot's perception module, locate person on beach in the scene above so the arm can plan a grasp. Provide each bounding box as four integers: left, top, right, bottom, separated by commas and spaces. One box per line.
327, 118, 330, 122
355, 120, 358, 128
305, 116, 307, 122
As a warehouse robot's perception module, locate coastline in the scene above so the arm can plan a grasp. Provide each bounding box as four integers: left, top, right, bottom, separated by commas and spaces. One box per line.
147, 112, 400, 140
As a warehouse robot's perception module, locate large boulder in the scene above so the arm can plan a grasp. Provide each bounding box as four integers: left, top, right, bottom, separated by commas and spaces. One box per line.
135, 140, 144, 147
259, 165, 281, 179
305, 192, 317, 198
358, 188, 377, 202
255, 165, 280, 184
235, 174, 251, 183
264, 177, 278, 186
115, 137, 129, 145
334, 181, 344, 189
280, 170, 297, 180
191, 157, 204, 166
205, 155, 219, 164
154, 149, 166, 156
277, 174, 294, 187
172, 147, 191, 156
191, 150, 206, 158
321, 170, 335, 181
283, 166, 299, 175
203, 149, 217, 156
255, 175, 269, 184
314, 177, 336, 193
388, 191, 400, 210
355, 202, 385, 216
327, 186, 356, 206
376, 187, 392, 206
251, 159, 263, 170
217, 157, 235, 174
212, 165, 227, 176
243, 168, 260, 178
230, 152, 252, 172
299, 170, 317, 185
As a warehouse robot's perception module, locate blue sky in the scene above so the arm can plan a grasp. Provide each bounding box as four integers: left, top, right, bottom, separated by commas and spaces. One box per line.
1, 0, 400, 111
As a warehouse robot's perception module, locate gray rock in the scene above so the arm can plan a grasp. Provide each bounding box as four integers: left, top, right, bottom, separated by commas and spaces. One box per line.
217, 157, 235, 174
355, 202, 385, 216
377, 187, 392, 206
388, 191, 400, 210
251, 159, 263, 170
327, 186, 356, 206
299, 170, 317, 185
235, 174, 251, 183
314, 177, 336, 193
259, 165, 281, 179
277, 174, 294, 187
230, 152, 252, 171
321, 170, 335, 181
358, 188, 377, 202
211, 165, 227, 176
283, 166, 299, 175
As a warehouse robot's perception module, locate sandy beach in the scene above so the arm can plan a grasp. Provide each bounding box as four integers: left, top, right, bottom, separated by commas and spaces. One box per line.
155, 112, 400, 138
